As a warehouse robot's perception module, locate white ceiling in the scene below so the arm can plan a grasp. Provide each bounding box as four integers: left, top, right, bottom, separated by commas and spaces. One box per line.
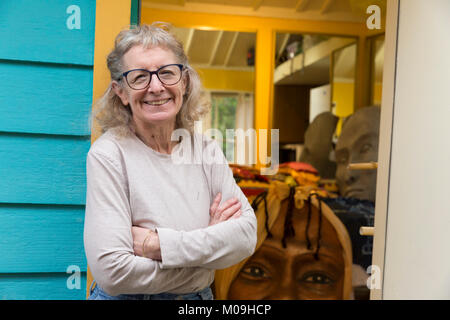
171, 27, 256, 69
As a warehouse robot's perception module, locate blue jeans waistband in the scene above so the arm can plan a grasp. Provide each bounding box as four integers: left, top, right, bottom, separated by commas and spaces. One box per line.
88, 281, 214, 300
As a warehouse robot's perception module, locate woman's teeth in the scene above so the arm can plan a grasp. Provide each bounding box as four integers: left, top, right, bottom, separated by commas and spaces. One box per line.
144, 98, 170, 106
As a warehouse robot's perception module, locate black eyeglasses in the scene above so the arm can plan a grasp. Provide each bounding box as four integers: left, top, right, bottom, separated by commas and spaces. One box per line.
120, 64, 184, 90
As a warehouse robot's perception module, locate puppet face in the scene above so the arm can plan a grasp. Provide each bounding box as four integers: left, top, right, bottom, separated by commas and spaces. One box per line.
335, 106, 380, 202
227, 199, 345, 300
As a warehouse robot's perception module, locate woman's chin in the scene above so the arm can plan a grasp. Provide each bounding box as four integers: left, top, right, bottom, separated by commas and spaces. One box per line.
141, 104, 179, 121
141, 112, 177, 125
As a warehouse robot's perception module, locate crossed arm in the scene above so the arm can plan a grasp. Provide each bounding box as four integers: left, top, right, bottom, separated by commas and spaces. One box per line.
131, 192, 243, 260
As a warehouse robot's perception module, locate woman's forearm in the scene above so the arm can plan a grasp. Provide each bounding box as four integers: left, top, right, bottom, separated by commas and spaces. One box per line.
156, 207, 257, 270
132, 226, 161, 260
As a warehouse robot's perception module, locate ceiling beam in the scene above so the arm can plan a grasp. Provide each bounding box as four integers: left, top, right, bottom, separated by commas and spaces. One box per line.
184, 28, 195, 56
320, 0, 334, 14
142, 6, 372, 37
224, 32, 239, 67
252, 0, 264, 11
295, 0, 310, 12
209, 30, 224, 66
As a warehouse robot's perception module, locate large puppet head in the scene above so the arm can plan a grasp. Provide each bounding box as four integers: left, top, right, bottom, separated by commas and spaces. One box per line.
335, 106, 380, 202
214, 182, 353, 300
300, 112, 339, 179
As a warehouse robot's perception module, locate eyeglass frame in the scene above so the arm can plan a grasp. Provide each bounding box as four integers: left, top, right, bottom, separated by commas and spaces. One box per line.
119, 63, 185, 90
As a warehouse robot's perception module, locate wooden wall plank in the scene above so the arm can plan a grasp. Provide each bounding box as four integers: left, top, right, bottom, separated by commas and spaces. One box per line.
0, 272, 87, 300
0, 61, 93, 135
0, 134, 90, 205
0, 0, 95, 65
0, 205, 86, 273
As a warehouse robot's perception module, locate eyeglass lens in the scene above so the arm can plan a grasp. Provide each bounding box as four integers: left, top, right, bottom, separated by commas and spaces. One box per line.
126, 65, 182, 89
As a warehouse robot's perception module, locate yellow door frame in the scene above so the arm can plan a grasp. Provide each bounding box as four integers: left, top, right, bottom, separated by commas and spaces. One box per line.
87, 0, 132, 299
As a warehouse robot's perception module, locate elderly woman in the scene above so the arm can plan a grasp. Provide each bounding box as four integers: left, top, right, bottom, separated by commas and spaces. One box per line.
84, 24, 257, 300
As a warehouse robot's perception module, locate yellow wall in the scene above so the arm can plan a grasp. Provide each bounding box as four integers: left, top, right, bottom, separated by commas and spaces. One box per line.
333, 81, 355, 136
197, 68, 254, 92
91, 0, 132, 143
88, 0, 132, 298
333, 81, 355, 118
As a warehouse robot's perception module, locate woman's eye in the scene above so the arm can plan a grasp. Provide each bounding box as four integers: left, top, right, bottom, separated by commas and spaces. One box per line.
241, 266, 270, 279
301, 273, 334, 285
132, 75, 146, 83
159, 71, 176, 79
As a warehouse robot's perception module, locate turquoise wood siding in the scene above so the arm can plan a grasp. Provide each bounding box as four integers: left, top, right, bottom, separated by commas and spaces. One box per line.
0, 273, 87, 300
0, 205, 86, 273
0, 0, 95, 299
0, 62, 93, 135
0, 135, 90, 204
0, 1, 95, 65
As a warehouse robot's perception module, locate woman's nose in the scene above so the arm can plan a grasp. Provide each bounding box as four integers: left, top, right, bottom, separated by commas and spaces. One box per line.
147, 74, 165, 93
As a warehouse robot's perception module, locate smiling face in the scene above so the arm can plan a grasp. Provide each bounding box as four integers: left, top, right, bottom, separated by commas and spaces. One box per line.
335, 106, 380, 202
112, 45, 186, 130
227, 199, 345, 300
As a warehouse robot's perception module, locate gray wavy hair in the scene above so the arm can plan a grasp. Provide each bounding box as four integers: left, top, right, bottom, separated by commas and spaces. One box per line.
93, 23, 209, 136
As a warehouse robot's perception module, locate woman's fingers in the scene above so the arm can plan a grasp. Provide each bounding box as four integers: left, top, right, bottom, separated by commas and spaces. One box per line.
209, 193, 222, 216
217, 197, 238, 213
208, 195, 242, 226
231, 210, 242, 219
219, 201, 241, 220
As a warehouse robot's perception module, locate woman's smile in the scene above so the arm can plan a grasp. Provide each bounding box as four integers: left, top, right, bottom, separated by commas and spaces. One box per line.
143, 98, 172, 107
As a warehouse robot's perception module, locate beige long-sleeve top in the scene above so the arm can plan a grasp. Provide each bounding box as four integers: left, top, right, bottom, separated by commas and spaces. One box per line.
83, 128, 257, 296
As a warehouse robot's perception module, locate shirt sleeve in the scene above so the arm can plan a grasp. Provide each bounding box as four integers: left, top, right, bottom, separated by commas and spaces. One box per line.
157, 138, 257, 270
84, 149, 207, 296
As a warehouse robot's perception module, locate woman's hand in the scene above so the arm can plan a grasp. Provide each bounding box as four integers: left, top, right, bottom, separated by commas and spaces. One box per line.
209, 193, 242, 226
131, 226, 162, 261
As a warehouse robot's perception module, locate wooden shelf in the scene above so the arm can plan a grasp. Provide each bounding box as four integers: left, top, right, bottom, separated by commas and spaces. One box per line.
274, 37, 356, 85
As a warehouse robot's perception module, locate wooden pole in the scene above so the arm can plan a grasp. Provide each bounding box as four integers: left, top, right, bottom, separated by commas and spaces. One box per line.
347, 162, 378, 170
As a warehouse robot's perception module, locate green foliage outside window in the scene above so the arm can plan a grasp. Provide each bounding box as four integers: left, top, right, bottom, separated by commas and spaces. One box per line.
211, 94, 237, 161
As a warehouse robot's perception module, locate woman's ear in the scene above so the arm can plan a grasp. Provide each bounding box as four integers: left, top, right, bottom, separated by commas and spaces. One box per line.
111, 81, 129, 106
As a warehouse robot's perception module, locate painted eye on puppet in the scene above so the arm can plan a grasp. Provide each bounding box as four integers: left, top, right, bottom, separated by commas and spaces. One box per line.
360, 143, 372, 154
300, 272, 335, 285
241, 265, 271, 280
336, 153, 348, 165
